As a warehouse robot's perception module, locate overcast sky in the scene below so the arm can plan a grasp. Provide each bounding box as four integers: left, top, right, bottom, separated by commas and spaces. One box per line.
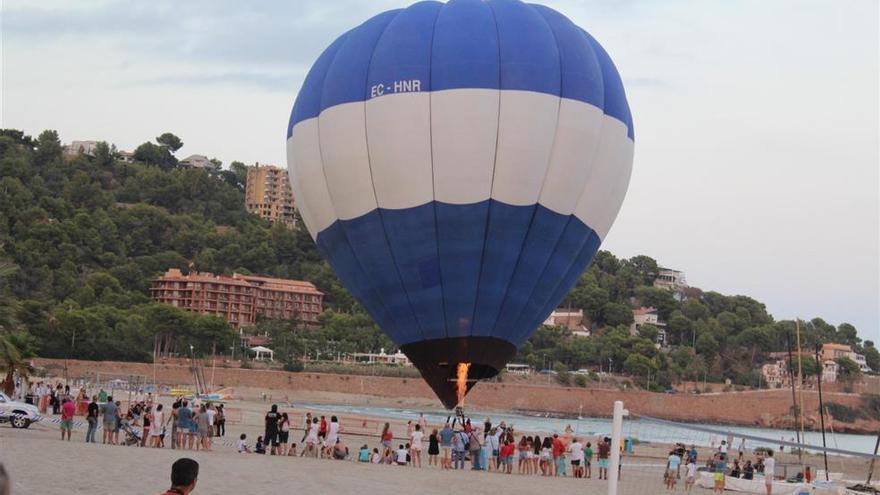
2, 0, 878, 339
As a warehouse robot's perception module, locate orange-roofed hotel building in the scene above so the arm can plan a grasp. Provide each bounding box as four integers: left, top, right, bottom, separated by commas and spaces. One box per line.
150, 268, 323, 327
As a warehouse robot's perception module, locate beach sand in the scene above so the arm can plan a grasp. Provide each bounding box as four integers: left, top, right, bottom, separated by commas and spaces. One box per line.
0, 390, 864, 494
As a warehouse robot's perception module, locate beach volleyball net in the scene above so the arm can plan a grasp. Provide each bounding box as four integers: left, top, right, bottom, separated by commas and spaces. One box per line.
613, 402, 880, 495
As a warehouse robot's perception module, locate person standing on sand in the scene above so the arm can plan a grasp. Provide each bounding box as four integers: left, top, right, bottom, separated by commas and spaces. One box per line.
583, 441, 593, 478
427, 428, 440, 467
159, 458, 198, 495
763, 451, 775, 495
215, 404, 225, 437
597, 437, 610, 480
264, 404, 280, 455
100, 396, 118, 445
177, 400, 193, 450
278, 413, 291, 455
168, 399, 181, 449
301, 412, 312, 443
301, 417, 319, 457
451, 428, 466, 470
326, 416, 341, 451
192, 405, 208, 451
439, 422, 453, 469
141, 406, 153, 447
60, 398, 75, 441
151, 404, 165, 448
381, 422, 394, 450
85, 395, 99, 443
551, 434, 566, 476
410, 424, 423, 467
468, 427, 483, 471
318, 415, 328, 442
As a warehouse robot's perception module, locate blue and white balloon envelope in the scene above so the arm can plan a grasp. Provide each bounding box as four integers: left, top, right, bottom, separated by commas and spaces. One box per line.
287, 0, 634, 408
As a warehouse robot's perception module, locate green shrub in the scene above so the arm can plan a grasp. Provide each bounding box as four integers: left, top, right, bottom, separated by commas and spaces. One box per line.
574, 374, 588, 388
825, 402, 863, 422
861, 394, 880, 421
283, 360, 304, 372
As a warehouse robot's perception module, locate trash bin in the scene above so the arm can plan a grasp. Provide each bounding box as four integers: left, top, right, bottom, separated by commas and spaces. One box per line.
625, 438, 634, 453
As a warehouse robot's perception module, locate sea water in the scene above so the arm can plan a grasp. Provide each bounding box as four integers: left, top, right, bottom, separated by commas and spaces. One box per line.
295, 402, 878, 456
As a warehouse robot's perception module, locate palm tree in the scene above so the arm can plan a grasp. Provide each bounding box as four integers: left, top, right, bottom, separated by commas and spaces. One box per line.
0, 333, 34, 395
0, 261, 21, 334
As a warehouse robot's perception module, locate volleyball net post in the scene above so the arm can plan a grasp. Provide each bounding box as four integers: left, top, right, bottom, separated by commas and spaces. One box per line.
608, 400, 628, 495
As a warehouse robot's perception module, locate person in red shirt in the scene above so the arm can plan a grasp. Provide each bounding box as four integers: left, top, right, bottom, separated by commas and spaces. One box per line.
319, 416, 328, 440
60, 398, 76, 441
552, 434, 566, 476
500, 440, 516, 474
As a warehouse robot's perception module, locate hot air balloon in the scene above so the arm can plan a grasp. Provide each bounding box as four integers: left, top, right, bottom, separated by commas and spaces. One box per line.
286, 0, 633, 409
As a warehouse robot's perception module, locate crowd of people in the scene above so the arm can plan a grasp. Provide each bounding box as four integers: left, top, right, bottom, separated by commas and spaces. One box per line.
24, 380, 792, 495
21, 381, 229, 451
236, 406, 623, 484
662, 442, 779, 494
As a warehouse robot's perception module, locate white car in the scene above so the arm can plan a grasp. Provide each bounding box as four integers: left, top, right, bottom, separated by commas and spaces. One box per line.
0, 392, 42, 429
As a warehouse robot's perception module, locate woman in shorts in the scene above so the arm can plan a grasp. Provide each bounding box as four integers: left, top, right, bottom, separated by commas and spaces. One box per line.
278, 413, 291, 455
380, 422, 393, 450
517, 436, 531, 474
195, 405, 211, 451
540, 437, 552, 476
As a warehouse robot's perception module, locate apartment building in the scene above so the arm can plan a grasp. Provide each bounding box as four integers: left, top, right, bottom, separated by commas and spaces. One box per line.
150, 268, 323, 327
245, 164, 296, 229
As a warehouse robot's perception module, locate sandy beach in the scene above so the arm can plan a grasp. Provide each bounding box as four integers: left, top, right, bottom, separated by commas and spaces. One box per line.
0, 425, 698, 495
1, 388, 869, 495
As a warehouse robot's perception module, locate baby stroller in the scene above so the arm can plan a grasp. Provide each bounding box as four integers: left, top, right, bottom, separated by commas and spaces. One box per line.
119, 418, 142, 446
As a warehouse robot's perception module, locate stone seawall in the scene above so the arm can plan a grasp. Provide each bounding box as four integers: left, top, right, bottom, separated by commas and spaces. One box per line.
33, 358, 877, 433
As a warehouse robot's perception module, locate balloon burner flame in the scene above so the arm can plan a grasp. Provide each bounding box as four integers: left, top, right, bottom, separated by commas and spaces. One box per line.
456, 362, 471, 406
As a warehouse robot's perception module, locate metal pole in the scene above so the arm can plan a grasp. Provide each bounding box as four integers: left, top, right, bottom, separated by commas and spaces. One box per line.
609, 400, 626, 495
795, 320, 805, 468
866, 434, 880, 484
786, 332, 801, 446
814, 345, 829, 480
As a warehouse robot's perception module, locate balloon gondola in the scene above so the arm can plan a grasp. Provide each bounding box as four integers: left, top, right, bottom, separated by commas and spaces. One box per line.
286, 0, 634, 409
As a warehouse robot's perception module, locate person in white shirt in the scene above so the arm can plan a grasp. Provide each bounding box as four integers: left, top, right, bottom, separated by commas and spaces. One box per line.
569, 439, 585, 478
396, 444, 408, 465
685, 460, 697, 493
485, 428, 500, 471
206, 404, 216, 448
763, 452, 776, 495
410, 424, 424, 467
237, 433, 251, 453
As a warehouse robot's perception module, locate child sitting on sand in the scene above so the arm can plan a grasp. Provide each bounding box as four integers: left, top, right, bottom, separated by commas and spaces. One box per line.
396, 445, 408, 466
255, 436, 266, 454
238, 434, 251, 453
358, 444, 370, 462
287, 442, 298, 456
370, 448, 381, 464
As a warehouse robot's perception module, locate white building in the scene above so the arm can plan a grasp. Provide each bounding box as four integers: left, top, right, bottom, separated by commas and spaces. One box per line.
118, 150, 135, 163
630, 306, 667, 346
822, 343, 870, 373
544, 308, 590, 337
64, 140, 100, 157
761, 360, 786, 388
822, 360, 839, 383
654, 268, 688, 291
348, 348, 411, 366
179, 154, 219, 170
